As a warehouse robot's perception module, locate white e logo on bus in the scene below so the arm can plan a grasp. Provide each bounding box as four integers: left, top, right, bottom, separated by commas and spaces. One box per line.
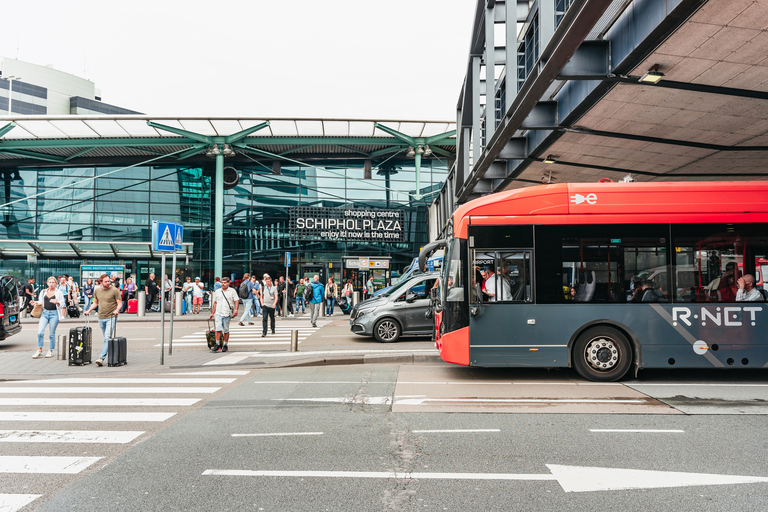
693, 340, 709, 355
570, 193, 597, 205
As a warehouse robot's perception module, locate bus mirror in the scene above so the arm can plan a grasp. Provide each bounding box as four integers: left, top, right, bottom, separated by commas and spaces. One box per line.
470, 304, 480, 317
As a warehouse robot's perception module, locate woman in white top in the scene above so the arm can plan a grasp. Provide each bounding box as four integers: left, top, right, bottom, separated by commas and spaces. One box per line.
30, 276, 66, 358
343, 279, 353, 298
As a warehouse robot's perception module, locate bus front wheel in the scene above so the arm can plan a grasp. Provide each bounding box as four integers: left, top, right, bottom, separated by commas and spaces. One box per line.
573, 327, 632, 382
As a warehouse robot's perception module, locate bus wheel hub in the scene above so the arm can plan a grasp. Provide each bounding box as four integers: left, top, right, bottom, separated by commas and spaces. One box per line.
586, 338, 618, 370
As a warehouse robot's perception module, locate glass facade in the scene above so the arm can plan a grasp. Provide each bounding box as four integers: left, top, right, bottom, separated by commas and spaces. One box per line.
0, 159, 449, 288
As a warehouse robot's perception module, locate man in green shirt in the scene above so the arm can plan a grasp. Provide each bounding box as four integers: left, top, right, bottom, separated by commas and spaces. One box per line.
85, 274, 122, 367
295, 277, 306, 313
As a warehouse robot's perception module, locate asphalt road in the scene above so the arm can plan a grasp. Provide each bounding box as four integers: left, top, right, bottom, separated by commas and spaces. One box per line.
12, 363, 766, 512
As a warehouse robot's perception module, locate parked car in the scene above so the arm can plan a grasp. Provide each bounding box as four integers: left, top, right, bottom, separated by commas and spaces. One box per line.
0, 276, 22, 340
350, 272, 439, 342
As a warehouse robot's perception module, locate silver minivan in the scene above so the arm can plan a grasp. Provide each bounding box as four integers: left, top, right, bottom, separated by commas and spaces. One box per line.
349, 272, 439, 342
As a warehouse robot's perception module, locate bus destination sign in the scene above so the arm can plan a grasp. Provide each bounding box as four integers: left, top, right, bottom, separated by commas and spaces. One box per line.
290, 206, 404, 242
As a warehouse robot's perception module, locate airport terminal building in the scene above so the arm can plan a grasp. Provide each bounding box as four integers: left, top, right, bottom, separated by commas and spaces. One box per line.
0, 114, 454, 290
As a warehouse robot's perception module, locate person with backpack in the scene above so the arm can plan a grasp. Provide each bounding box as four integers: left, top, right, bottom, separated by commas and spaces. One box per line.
238, 273, 256, 326
307, 275, 325, 328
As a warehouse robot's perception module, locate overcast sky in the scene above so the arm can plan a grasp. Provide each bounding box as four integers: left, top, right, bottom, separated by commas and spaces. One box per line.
2, 0, 475, 121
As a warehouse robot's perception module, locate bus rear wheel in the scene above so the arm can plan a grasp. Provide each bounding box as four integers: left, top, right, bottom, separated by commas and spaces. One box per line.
573, 327, 632, 382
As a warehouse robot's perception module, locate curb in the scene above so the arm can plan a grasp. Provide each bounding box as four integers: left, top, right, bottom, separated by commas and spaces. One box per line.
170, 354, 443, 370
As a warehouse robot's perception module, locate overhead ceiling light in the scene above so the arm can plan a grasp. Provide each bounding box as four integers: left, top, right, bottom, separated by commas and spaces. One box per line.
406, 146, 415, 158
639, 64, 664, 84
543, 155, 556, 164
205, 143, 221, 157
416, 145, 425, 155
221, 143, 235, 157
423, 145, 432, 156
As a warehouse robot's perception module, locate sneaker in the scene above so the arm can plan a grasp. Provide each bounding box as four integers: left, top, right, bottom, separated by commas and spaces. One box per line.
312, 323, 317, 328
212, 345, 221, 352
222, 345, 228, 352
289, 314, 294, 318
248, 322, 254, 325
238, 322, 244, 326
45, 350, 54, 358
261, 333, 266, 337
95, 358, 103, 366
32, 350, 42, 359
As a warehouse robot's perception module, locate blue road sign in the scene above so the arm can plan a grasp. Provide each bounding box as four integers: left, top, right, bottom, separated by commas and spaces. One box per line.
152, 221, 182, 252
285, 251, 291, 267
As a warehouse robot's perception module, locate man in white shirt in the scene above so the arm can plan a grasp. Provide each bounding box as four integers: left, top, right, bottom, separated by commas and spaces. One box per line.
209, 277, 239, 352
192, 277, 204, 314
736, 274, 764, 302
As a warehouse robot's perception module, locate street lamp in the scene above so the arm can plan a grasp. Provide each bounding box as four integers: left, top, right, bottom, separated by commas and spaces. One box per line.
4, 76, 22, 115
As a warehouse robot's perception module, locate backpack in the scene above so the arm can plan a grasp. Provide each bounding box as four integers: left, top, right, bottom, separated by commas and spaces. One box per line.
304, 284, 314, 302
238, 281, 250, 299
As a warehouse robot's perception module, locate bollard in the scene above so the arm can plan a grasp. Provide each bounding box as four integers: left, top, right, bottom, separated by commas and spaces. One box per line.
175, 291, 183, 316
290, 329, 299, 352
57, 334, 68, 361
352, 291, 359, 307
137, 291, 146, 317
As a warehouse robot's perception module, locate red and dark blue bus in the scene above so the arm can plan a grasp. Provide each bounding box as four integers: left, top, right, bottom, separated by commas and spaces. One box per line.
422, 181, 768, 381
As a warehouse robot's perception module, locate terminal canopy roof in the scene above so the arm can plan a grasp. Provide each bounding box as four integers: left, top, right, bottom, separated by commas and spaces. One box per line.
0, 116, 456, 168
0, 240, 193, 259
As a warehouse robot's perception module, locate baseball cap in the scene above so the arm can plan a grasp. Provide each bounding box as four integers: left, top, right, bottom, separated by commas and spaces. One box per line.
195, 277, 200, 280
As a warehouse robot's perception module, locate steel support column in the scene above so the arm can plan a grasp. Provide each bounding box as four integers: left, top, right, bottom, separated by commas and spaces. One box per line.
214, 152, 224, 279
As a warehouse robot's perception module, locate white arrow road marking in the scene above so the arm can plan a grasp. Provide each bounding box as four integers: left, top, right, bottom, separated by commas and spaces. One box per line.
395, 398, 646, 405
0, 493, 41, 512
0, 412, 175, 422
0, 430, 144, 444
0, 398, 200, 407
0, 387, 220, 394
546, 465, 768, 492
274, 397, 392, 405
202, 465, 768, 492
0, 456, 102, 474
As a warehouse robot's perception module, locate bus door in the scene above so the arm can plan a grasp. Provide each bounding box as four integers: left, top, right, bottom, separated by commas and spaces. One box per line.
469, 249, 537, 365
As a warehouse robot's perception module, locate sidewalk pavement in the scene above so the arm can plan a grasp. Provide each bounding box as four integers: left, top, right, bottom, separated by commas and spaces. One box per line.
3, 312, 441, 380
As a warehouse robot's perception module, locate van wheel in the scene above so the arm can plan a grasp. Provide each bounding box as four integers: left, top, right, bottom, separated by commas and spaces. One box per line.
374, 318, 401, 343
573, 327, 632, 382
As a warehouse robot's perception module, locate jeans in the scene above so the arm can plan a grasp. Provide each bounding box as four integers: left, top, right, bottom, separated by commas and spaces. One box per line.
253, 299, 261, 317
240, 298, 253, 323
37, 309, 59, 349
262, 306, 275, 335
185, 293, 193, 314
98, 316, 116, 360
84, 296, 93, 313
309, 302, 321, 326
326, 297, 335, 316
295, 296, 305, 313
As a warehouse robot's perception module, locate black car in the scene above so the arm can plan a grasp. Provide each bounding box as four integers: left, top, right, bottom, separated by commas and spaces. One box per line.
0, 276, 22, 340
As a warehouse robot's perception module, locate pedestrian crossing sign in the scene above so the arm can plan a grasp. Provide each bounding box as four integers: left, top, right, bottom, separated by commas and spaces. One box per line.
152, 221, 183, 252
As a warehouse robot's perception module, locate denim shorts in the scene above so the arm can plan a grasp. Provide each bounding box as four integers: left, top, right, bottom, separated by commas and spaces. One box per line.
214, 314, 232, 333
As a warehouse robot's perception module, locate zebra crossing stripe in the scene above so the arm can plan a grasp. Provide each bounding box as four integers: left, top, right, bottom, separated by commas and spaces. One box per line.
0, 456, 102, 474
0, 398, 200, 407
169, 370, 250, 375
0, 412, 175, 422
0, 430, 144, 444
0, 387, 220, 394
0, 493, 41, 511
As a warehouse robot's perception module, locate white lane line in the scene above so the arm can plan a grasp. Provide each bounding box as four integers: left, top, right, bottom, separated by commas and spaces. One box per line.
0, 387, 220, 394
255, 381, 392, 384
202, 469, 556, 481
130, 338, 157, 340
397, 382, 622, 386
0, 430, 144, 444
395, 398, 646, 405
0, 493, 41, 511
18, 378, 235, 384
0, 412, 176, 422
169, 370, 250, 376
0, 398, 200, 407
0, 456, 102, 474
232, 432, 324, 437
275, 397, 392, 405
589, 429, 684, 433
412, 429, 501, 433
630, 383, 768, 387
163, 342, 296, 347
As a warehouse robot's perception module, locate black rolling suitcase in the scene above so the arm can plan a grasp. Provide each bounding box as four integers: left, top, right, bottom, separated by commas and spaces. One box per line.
107, 316, 127, 367
68, 316, 92, 366
67, 303, 80, 318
